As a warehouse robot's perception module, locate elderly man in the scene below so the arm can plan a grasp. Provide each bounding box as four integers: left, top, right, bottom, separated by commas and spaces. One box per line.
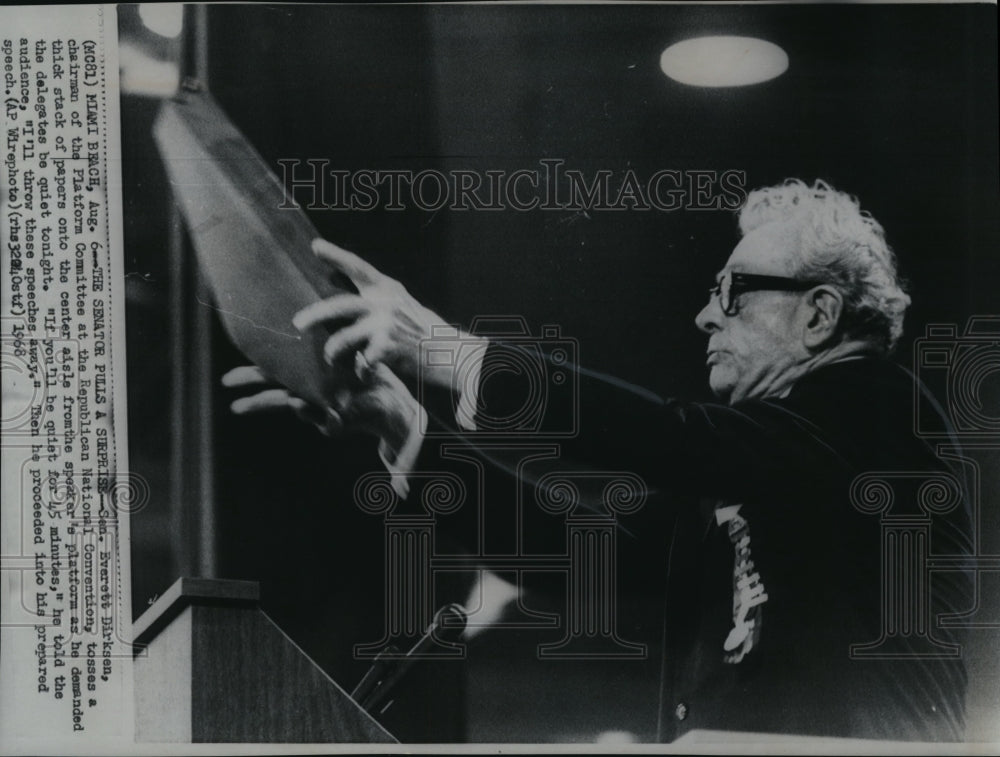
227, 179, 973, 742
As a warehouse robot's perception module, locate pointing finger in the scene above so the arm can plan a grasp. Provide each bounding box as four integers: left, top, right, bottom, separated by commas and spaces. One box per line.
231, 388, 293, 415
221, 365, 270, 388
292, 294, 370, 333
312, 238, 386, 290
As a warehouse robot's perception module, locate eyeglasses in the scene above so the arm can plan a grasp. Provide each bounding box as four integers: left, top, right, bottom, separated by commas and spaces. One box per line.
709, 271, 825, 316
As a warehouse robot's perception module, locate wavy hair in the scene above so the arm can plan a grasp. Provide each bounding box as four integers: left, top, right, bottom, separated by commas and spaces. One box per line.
738, 178, 910, 353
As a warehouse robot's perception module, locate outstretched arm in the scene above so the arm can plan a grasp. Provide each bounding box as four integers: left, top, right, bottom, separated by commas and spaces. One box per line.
277, 237, 860, 510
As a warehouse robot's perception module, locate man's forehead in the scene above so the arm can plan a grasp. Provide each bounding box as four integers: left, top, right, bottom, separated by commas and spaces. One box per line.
720, 220, 801, 276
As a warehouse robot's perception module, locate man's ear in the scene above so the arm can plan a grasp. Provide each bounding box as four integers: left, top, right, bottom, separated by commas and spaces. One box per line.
803, 286, 844, 349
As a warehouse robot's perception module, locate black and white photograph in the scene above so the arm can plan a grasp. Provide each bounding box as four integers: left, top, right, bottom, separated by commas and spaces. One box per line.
2, 1, 999, 751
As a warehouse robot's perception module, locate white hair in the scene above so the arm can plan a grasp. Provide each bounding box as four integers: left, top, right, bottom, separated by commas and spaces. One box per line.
738, 178, 911, 353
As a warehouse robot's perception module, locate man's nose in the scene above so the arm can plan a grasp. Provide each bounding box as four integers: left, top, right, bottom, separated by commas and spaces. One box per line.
695, 298, 722, 334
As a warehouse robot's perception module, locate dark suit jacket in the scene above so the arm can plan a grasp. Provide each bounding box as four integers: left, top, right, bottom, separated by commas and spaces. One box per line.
421, 345, 974, 742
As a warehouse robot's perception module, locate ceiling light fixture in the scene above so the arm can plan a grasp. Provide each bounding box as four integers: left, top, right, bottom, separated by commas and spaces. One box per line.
138, 3, 184, 39
660, 36, 788, 87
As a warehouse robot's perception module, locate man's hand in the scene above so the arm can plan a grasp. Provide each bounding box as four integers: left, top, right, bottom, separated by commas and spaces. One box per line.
292, 238, 487, 391
222, 360, 420, 454
223, 364, 343, 435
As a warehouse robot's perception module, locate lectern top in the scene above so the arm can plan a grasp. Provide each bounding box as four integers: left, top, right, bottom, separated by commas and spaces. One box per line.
132, 577, 261, 649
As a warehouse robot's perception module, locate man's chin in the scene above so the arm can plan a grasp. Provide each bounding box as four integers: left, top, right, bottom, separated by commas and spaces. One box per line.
707, 370, 735, 404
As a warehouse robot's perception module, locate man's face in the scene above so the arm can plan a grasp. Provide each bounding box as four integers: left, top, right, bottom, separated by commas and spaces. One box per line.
695, 220, 811, 404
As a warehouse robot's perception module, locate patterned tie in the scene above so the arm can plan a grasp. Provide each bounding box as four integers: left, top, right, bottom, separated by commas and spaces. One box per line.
718, 508, 769, 664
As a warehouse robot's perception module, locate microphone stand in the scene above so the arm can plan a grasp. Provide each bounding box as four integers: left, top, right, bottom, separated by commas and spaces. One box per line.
351, 603, 467, 715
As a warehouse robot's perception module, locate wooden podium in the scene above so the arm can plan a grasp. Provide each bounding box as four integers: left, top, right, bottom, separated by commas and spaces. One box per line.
132, 577, 396, 743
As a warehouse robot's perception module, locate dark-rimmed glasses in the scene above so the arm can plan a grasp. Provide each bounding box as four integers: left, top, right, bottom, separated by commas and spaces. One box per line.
709, 271, 826, 316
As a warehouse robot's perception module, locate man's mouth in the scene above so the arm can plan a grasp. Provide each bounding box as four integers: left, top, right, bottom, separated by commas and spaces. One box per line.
706, 350, 722, 367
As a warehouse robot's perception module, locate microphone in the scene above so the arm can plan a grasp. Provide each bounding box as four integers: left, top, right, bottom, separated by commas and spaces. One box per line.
354, 603, 467, 714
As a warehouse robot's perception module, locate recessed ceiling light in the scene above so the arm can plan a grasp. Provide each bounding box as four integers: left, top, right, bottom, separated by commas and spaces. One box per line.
660, 36, 788, 87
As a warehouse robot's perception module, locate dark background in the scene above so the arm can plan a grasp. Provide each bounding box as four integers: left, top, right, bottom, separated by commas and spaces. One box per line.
121, 3, 1000, 743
